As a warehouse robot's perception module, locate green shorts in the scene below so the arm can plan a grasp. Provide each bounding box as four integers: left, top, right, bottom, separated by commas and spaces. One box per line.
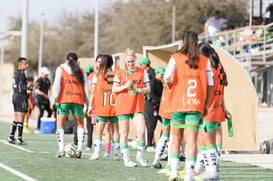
162, 117, 171, 126
57, 103, 83, 116
199, 120, 219, 132
118, 112, 144, 121
96, 116, 118, 123
171, 111, 202, 124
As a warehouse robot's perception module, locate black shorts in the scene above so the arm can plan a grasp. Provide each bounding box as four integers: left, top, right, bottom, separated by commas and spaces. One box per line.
12, 94, 28, 113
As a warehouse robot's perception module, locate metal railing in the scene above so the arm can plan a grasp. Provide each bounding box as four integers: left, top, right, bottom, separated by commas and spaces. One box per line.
199, 22, 273, 72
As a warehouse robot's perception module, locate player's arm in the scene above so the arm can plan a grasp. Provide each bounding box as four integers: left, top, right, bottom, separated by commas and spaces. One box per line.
87, 83, 96, 116
112, 73, 132, 93
136, 70, 150, 94
164, 57, 176, 89
203, 61, 214, 116
222, 95, 231, 119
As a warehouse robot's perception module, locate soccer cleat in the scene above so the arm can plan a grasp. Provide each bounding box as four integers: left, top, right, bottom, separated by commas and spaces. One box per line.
200, 171, 219, 180
104, 152, 110, 157
193, 170, 200, 176
168, 173, 178, 181
151, 162, 162, 169
146, 146, 156, 152
17, 138, 27, 145
55, 151, 65, 158
75, 151, 82, 158
86, 147, 91, 151
124, 159, 137, 167
113, 153, 120, 161
8, 137, 16, 144
136, 156, 148, 167
89, 153, 99, 160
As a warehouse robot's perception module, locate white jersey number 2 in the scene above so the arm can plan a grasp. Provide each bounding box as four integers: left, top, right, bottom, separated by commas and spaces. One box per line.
187, 79, 197, 97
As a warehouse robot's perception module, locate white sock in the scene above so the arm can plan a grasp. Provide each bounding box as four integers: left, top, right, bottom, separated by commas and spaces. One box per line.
94, 138, 102, 154
136, 145, 145, 158
112, 140, 120, 155
121, 148, 129, 163
207, 148, 218, 173
56, 128, 64, 152
153, 135, 168, 165
167, 133, 173, 166
194, 148, 205, 173
170, 156, 179, 176
77, 128, 84, 152
203, 149, 209, 170
185, 158, 196, 179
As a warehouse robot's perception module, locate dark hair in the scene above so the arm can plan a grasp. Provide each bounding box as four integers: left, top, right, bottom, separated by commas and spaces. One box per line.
27, 77, 34, 82
18, 57, 27, 62
179, 31, 199, 69
96, 55, 113, 80
215, 10, 221, 15
96, 54, 103, 62
66, 52, 84, 85
198, 42, 228, 86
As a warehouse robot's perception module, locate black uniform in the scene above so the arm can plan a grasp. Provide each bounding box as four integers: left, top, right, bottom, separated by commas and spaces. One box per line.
145, 74, 163, 147
36, 77, 52, 130
9, 69, 30, 144
12, 69, 28, 113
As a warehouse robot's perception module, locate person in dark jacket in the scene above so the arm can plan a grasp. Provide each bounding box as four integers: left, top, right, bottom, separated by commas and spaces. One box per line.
145, 66, 165, 151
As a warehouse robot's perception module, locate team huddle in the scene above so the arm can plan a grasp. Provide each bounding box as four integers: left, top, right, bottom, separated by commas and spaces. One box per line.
8, 31, 231, 181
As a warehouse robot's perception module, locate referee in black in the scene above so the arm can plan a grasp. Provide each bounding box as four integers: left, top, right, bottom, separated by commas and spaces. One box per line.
8, 57, 33, 145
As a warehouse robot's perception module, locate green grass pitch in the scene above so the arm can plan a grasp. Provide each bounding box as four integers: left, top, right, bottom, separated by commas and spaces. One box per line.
0, 122, 272, 181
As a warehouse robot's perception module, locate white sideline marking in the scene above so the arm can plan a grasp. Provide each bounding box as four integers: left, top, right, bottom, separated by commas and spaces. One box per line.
0, 140, 34, 153
0, 162, 37, 181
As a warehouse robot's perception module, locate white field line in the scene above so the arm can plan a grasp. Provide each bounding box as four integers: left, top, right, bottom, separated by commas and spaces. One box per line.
0, 140, 33, 153
0, 162, 37, 181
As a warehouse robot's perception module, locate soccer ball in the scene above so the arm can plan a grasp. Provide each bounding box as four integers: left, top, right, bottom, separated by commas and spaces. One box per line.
64, 144, 77, 158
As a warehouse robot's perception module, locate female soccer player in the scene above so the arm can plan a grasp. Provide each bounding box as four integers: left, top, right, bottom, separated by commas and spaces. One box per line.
88, 55, 120, 161
51, 52, 89, 158
112, 48, 150, 167
164, 31, 214, 181
194, 42, 231, 180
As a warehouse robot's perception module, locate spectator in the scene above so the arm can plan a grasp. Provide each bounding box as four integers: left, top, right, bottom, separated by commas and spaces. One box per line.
265, 3, 273, 24
204, 10, 227, 43
34, 67, 52, 133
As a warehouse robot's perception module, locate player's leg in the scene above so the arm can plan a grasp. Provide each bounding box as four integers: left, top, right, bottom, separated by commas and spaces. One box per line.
90, 116, 106, 160
152, 118, 170, 169
111, 117, 120, 160
72, 103, 85, 158
103, 122, 111, 157
184, 112, 202, 181
169, 112, 184, 181
118, 114, 136, 167
132, 113, 147, 167
55, 103, 69, 157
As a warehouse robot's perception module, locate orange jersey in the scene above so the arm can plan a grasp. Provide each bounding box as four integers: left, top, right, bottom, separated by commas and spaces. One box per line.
115, 67, 145, 115
169, 52, 209, 113
94, 70, 116, 116
158, 85, 172, 119
57, 66, 85, 105
203, 64, 225, 122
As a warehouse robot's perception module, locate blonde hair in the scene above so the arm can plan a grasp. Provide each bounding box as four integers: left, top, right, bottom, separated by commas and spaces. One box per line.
121, 48, 136, 84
